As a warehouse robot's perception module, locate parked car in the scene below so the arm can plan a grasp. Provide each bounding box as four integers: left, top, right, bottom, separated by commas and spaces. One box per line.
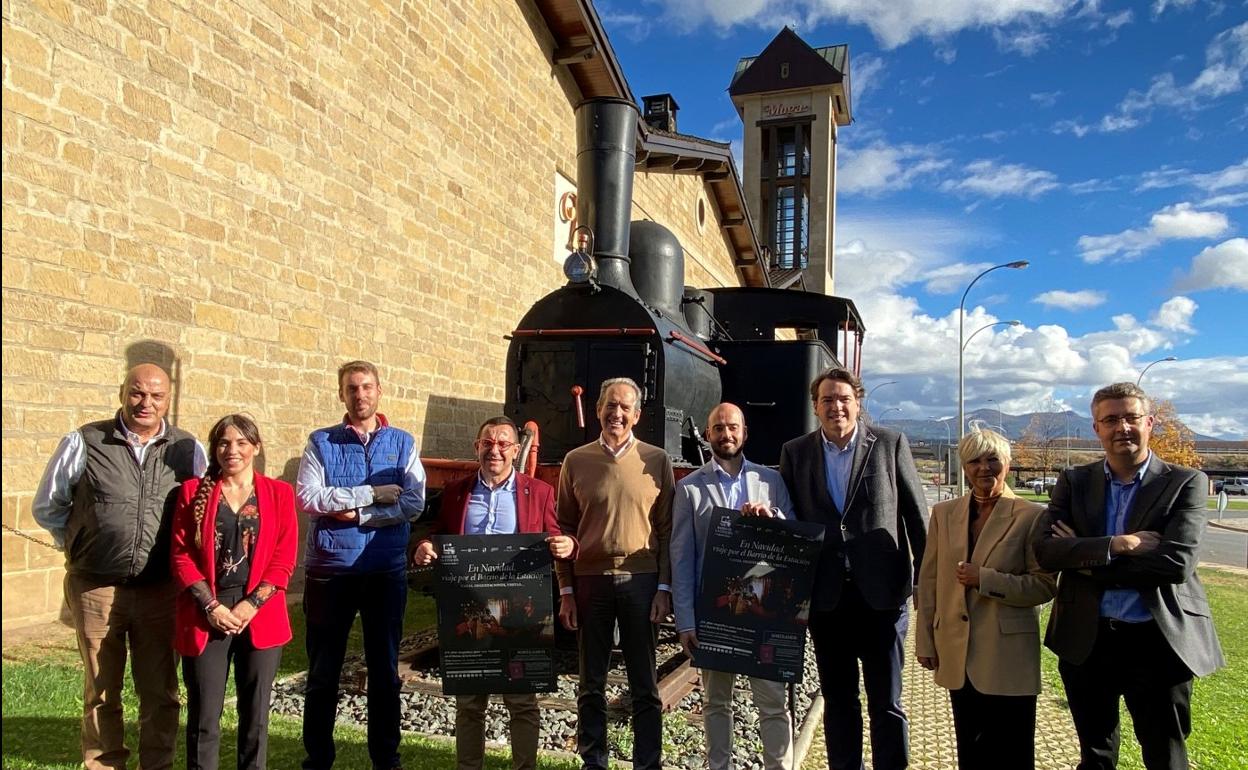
1024, 477, 1058, 493
1224, 477, 1248, 495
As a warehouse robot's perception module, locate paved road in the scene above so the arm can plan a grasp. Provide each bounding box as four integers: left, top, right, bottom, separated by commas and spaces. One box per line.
923, 487, 1248, 568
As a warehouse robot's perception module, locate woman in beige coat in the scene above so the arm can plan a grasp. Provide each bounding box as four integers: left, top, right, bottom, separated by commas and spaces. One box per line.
915, 428, 1056, 770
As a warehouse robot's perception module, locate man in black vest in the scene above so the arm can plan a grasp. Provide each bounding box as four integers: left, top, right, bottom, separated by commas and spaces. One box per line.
33, 363, 206, 770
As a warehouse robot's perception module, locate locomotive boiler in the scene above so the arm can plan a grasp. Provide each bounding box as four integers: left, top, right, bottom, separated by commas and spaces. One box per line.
504, 98, 865, 474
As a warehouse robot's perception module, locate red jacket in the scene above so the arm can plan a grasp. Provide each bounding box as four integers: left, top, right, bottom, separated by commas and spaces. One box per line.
420, 472, 575, 556
170, 473, 298, 656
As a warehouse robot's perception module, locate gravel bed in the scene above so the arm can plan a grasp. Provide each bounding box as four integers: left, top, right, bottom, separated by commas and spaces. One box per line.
271, 630, 821, 767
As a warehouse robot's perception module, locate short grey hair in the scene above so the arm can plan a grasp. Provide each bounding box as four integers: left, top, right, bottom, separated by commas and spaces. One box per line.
1091, 382, 1151, 415
597, 377, 642, 411
958, 427, 1012, 466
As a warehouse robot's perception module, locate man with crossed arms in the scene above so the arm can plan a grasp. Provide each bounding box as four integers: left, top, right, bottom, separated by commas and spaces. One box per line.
672, 402, 796, 770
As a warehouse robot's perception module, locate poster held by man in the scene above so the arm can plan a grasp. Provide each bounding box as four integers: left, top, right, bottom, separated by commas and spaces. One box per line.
434, 533, 557, 695
694, 508, 824, 682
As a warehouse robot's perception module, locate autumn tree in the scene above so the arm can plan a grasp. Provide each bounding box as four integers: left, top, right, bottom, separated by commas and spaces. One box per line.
1150, 399, 1202, 468
1013, 413, 1067, 475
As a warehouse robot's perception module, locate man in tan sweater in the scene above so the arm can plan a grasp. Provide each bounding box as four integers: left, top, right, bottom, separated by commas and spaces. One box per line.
556, 377, 674, 770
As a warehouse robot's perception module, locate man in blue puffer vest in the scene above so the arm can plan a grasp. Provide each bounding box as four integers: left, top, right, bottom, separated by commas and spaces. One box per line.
296, 360, 426, 770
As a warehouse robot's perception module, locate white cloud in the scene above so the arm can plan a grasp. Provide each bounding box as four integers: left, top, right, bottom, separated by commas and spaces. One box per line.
832, 235, 1248, 437
1029, 91, 1061, 108
853, 54, 887, 102
1033, 289, 1107, 310
1149, 203, 1231, 238
1173, 238, 1248, 292
646, 0, 1082, 49
1152, 0, 1199, 14
1075, 22, 1248, 134
838, 140, 949, 195
993, 27, 1051, 55
940, 159, 1059, 198
1137, 158, 1248, 193
1077, 202, 1230, 262
1150, 296, 1198, 333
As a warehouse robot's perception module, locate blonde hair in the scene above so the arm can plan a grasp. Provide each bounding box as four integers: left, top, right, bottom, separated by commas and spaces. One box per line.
958, 427, 1011, 467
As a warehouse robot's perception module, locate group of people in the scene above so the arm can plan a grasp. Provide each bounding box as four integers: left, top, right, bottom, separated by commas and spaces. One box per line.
33, 359, 1222, 770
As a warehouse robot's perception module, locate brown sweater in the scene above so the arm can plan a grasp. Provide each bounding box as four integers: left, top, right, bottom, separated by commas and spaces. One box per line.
555, 438, 674, 590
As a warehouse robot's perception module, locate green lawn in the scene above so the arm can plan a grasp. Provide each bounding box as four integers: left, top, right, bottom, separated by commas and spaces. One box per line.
1, 593, 580, 770
1038, 567, 1248, 770
1012, 488, 1248, 513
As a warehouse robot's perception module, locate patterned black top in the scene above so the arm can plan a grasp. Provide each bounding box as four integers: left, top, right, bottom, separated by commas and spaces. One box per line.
214, 492, 260, 591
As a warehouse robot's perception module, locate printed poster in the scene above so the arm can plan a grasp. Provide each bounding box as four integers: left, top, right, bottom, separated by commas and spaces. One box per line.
694, 508, 825, 682
433, 533, 556, 694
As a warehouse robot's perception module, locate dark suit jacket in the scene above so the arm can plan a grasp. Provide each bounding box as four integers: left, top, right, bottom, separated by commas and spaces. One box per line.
779, 423, 929, 611
1034, 455, 1224, 676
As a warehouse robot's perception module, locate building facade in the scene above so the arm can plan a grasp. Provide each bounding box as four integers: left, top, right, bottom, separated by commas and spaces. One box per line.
1, 0, 767, 627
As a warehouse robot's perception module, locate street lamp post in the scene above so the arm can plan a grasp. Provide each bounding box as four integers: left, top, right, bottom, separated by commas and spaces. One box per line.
1136, 356, 1178, 386
865, 380, 897, 422
931, 416, 952, 489
987, 398, 1005, 434
958, 263, 1029, 494
878, 407, 901, 424
961, 320, 1022, 353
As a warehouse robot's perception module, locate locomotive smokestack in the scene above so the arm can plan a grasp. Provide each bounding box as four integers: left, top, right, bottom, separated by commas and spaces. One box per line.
575, 98, 639, 297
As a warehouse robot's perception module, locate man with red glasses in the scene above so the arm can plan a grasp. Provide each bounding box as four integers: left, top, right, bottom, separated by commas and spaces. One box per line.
1036, 382, 1223, 770
412, 416, 575, 770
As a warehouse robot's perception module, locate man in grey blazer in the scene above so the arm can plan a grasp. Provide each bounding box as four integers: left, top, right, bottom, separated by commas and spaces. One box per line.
672, 403, 795, 770
1035, 382, 1223, 770
779, 367, 928, 770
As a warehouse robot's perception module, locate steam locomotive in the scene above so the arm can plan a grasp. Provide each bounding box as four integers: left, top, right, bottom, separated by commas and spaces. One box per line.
502, 97, 865, 482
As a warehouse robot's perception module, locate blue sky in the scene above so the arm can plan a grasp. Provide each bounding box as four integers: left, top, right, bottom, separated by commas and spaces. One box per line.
599, 0, 1247, 438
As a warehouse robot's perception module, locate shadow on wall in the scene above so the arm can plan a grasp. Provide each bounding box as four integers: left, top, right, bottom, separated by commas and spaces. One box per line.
419, 394, 505, 460
124, 339, 182, 427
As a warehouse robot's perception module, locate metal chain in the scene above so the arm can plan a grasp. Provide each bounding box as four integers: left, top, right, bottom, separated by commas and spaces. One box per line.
1, 522, 59, 549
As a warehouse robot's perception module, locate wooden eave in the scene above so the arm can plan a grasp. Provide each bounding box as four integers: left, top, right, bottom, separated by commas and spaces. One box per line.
533, 0, 634, 101
532, 0, 769, 288
637, 129, 770, 289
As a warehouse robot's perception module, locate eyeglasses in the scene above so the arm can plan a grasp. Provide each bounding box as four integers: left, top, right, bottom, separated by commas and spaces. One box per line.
475, 439, 516, 452
1096, 413, 1148, 428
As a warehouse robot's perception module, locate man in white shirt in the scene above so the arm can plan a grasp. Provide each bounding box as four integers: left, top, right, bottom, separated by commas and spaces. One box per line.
33, 363, 207, 770
672, 402, 796, 770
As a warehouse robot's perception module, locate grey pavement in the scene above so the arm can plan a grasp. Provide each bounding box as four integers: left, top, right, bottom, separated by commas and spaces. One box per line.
800, 626, 1082, 770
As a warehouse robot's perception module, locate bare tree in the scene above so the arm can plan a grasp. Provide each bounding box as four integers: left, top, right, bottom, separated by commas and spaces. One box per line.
1014, 413, 1066, 478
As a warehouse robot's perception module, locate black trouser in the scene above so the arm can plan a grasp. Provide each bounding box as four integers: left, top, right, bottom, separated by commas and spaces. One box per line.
301, 568, 408, 770
182, 588, 284, 770
574, 573, 661, 770
809, 580, 909, 770
1059, 619, 1193, 770
948, 680, 1036, 770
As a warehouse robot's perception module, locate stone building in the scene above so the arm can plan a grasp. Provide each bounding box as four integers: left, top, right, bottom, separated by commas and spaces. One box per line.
0, 0, 778, 627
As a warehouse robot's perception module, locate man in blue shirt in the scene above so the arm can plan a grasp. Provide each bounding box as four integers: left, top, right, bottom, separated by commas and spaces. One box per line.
1037, 382, 1224, 770
671, 403, 796, 770
412, 416, 574, 770
296, 361, 426, 770
779, 368, 928, 770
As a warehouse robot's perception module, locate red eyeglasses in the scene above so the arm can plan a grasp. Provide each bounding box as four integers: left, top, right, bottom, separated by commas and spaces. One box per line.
475, 439, 516, 452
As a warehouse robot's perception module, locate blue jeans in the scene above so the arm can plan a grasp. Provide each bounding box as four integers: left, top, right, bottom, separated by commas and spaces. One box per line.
301, 568, 407, 770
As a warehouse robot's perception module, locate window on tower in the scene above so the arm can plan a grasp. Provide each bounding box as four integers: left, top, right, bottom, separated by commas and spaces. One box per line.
759, 120, 812, 269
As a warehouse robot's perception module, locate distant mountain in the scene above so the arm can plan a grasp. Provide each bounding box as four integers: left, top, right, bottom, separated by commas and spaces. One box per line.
877, 409, 1222, 443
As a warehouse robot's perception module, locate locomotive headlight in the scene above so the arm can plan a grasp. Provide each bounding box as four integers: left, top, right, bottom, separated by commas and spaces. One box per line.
563, 250, 597, 284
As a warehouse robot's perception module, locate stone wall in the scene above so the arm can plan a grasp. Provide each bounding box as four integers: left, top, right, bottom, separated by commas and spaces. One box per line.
1, 0, 746, 627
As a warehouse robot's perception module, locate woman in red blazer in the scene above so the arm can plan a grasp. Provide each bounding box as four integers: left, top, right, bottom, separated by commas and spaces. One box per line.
170, 414, 297, 770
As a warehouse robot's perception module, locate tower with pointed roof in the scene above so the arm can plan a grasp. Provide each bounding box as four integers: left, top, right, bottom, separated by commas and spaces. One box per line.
730, 27, 852, 295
